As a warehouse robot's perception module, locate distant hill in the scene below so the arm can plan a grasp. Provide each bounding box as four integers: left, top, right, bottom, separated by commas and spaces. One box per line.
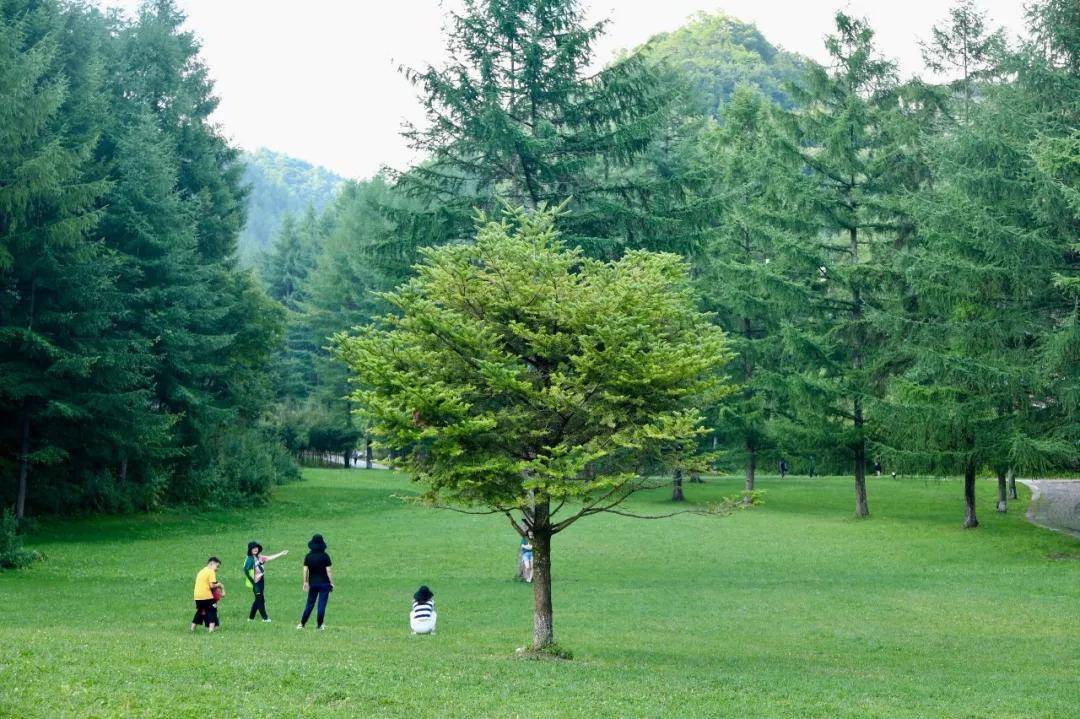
638, 12, 807, 118
239, 148, 345, 264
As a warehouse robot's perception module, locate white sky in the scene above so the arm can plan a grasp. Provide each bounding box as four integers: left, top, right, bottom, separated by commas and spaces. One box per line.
100, 1, 1029, 179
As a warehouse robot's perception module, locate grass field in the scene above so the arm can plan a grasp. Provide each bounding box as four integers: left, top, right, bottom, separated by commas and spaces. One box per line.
2, 469, 1078, 718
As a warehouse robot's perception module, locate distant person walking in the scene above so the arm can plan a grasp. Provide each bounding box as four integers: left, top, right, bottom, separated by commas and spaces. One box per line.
297, 533, 334, 630
410, 585, 437, 635
191, 556, 222, 633
244, 541, 288, 623
874, 458, 882, 477
779, 458, 788, 479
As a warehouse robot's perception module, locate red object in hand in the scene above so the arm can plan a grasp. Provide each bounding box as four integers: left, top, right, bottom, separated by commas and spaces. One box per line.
212, 585, 225, 602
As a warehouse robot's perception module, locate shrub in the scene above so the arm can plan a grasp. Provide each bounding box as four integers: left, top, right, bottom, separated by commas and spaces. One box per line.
0, 509, 41, 570
169, 426, 301, 508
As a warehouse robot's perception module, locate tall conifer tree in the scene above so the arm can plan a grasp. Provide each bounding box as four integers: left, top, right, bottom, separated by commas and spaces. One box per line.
396, 0, 683, 260
774, 13, 906, 516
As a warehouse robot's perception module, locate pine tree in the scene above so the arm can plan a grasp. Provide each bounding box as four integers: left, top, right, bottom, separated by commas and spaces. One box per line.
693, 86, 817, 492
921, 0, 1006, 125
263, 208, 325, 403
396, 0, 683, 260
774, 13, 907, 517
1025, 0, 1080, 482
0, 0, 116, 517
261, 212, 320, 311
882, 0, 1078, 526
96, 0, 286, 505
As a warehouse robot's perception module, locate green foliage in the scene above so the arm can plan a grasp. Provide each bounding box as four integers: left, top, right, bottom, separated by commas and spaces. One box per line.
637, 12, 806, 116
877, 0, 1080, 521
771, 12, 912, 515
336, 208, 731, 512
170, 426, 300, 509
396, 0, 686, 259
689, 86, 817, 486
0, 0, 293, 517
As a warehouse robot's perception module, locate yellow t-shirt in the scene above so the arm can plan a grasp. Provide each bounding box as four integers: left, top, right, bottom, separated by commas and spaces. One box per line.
193, 566, 217, 600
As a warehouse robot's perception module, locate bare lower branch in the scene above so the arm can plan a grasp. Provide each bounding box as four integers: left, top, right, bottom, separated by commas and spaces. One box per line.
595, 507, 726, 520
505, 511, 527, 537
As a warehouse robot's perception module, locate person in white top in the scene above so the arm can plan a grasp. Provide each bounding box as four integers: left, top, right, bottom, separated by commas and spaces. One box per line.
410, 585, 436, 635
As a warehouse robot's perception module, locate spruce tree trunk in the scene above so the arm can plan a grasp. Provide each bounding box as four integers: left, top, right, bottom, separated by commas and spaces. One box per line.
963, 463, 979, 528
853, 437, 869, 518
741, 315, 755, 494
1007, 468, 1017, 500
672, 468, 684, 502
996, 469, 1008, 513
849, 226, 869, 518
16, 409, 30, 520
745, 440, 756, 493
365, 437, 373, 469
531, 499, 554, 649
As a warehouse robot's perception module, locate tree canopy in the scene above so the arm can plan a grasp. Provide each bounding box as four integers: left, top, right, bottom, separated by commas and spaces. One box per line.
335, 208, 738, 648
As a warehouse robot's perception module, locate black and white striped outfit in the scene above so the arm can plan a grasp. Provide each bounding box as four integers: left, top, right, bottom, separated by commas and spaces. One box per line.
410, 599, 436, 633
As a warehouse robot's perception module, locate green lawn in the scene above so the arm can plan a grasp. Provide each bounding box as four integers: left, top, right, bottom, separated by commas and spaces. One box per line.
2, 470, 1078, 718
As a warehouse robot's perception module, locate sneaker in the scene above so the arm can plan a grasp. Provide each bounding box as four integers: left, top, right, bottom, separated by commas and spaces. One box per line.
317, 625, 326, 631
296, 624, 304, 630
263, 618, 272, 623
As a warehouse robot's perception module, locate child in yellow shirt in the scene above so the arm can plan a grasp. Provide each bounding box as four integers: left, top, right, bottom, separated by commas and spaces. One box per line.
191, 556, 222, 632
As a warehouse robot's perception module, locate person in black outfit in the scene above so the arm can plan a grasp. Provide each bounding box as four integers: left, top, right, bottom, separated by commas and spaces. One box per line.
298, 533, 334, 630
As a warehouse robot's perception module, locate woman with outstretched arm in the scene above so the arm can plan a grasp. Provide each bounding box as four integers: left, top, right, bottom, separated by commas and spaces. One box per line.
244, 541, 288, 622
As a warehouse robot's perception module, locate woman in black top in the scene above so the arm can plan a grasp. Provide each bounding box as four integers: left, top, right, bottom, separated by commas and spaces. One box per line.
298, 533, 334, 630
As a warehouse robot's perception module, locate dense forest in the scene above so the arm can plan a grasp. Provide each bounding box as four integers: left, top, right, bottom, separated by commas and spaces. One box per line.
0, 0, 298, 517
2, 0, 1078, 528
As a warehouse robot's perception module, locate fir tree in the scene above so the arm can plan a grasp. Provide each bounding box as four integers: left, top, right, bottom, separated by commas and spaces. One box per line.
0, 0, 117, 518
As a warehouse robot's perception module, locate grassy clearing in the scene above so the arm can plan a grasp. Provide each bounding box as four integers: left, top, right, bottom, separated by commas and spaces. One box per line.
2, 470, 1078, 718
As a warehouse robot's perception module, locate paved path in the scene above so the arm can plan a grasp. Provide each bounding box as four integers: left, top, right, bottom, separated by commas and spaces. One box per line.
1018, 479, 1080, 539
325, 453, 390, 470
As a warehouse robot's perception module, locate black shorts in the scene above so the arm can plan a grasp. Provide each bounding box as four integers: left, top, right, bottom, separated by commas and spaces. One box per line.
193, 598, 218, 626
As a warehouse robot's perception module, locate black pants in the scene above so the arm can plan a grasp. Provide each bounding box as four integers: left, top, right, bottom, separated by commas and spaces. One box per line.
300, 583, 331, 627
249, 583, 267, 620
193, 599, 218, 627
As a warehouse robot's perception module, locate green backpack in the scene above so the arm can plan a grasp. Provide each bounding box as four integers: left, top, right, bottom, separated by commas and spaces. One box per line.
243, 556, 255, 590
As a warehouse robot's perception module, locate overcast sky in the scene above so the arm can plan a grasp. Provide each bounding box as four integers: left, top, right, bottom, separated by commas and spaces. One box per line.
101, 1, 1029, 179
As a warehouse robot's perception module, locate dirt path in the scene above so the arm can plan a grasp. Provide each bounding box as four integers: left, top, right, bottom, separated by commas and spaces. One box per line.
1018, 479, 1080, 539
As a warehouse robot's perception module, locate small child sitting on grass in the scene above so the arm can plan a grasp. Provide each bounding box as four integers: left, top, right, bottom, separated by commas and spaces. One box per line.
410, 585, 436, 635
